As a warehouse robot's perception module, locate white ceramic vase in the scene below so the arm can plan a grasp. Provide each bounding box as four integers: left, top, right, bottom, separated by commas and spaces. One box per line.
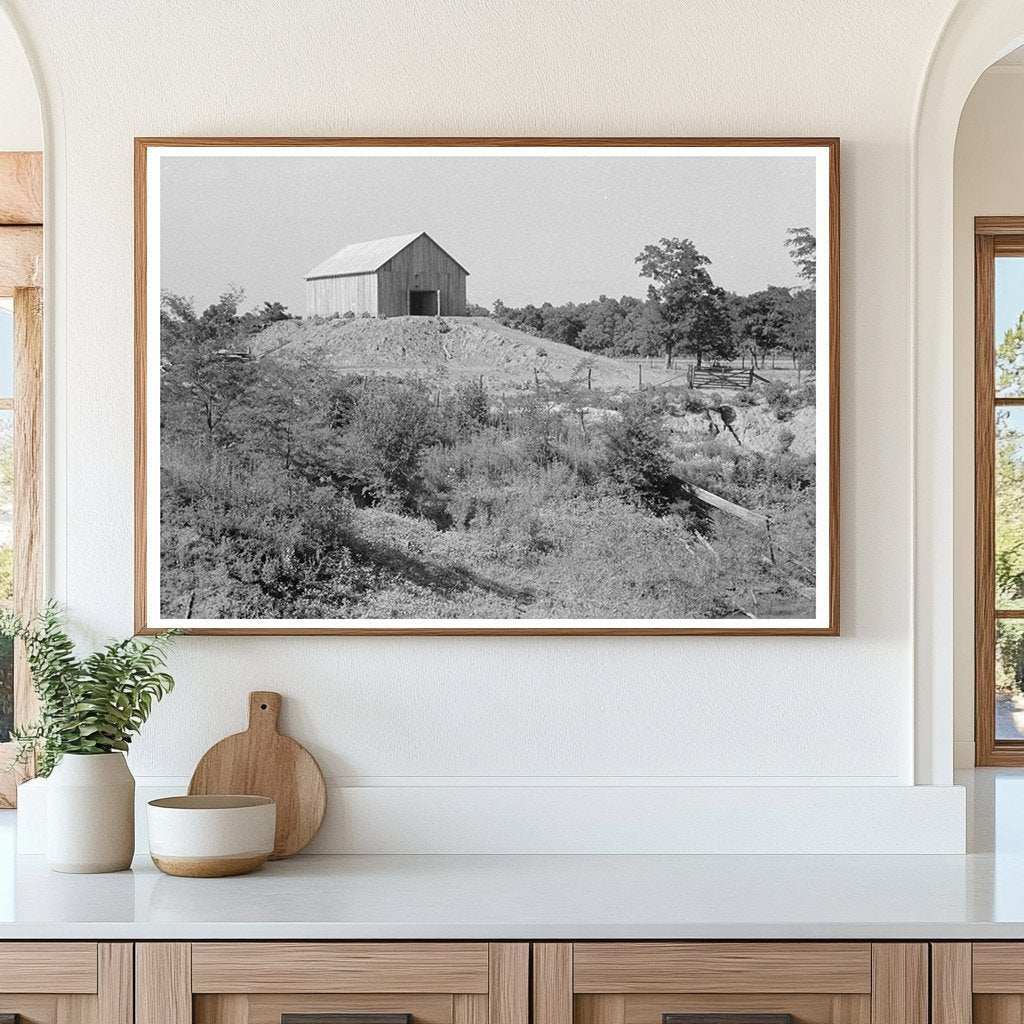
46, 752, 135, 873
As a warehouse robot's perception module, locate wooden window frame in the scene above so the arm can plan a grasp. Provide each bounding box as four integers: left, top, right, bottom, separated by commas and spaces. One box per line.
0, 151, 43, 806
975, 217, 1024, 764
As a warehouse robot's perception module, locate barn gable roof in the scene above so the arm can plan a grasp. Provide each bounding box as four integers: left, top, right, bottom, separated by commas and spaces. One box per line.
304, 231, 469, 280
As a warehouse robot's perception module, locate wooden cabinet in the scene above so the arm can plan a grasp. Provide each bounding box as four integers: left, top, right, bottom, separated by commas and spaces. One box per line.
0, 943, 131, 1024
0, 937, 963, 1024
532, 944, 928, 1024
932, 943, 1024, 1024
136, 944, 528, 1024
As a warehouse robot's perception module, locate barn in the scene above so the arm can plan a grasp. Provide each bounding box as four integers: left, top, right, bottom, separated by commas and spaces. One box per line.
304, 231, 469, 318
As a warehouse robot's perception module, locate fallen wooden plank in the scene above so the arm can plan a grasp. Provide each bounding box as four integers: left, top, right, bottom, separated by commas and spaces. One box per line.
0, 225, 42, 295
0, 152, 42, 225
679, 481, 771, 527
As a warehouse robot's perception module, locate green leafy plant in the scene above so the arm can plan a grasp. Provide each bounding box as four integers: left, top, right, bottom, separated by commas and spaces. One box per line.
1, 603, 178, 777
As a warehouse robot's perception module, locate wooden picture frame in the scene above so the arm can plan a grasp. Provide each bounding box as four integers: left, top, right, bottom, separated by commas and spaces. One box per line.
135, 137, 840, 636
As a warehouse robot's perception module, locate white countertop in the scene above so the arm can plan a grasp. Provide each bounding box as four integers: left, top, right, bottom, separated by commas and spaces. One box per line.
0, 849, 1022, 940
0, 769, 1021, 941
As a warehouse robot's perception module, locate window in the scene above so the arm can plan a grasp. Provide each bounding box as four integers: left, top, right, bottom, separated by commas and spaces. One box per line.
975, 219, 1024, 764
0, 289, 41, 805
0, 304, 13, 745
0, 152, 42, 806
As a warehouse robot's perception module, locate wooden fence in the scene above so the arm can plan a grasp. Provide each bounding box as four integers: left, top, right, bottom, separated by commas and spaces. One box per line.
687, 364, 763, 390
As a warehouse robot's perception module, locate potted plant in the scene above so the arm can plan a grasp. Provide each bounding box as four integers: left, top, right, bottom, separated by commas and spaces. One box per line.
2, 604, 177, 873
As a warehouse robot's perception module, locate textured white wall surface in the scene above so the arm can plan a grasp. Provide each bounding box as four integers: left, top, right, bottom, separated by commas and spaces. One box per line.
953, 67, 1024, 767
0, 12, 39, 151
0, 0, 991, 851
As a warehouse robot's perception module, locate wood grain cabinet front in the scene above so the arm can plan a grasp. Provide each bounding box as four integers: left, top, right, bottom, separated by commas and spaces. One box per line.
136, 944, 528, 1024
932, 943, 1024, 1024
0, 943, 132, 1024
532, 944, 929, 1024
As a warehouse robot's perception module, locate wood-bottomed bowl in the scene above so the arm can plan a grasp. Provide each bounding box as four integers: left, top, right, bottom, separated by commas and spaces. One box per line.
147, 795, 276, 878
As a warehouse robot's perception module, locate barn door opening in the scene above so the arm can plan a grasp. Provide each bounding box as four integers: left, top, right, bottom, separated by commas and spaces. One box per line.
409, 289, 439, 315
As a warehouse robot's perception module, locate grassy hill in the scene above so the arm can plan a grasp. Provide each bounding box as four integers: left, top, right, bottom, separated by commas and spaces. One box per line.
253, 315, 639, 390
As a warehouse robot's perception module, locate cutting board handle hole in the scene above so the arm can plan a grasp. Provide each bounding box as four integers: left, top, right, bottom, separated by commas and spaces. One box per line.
260, 703, 268, 710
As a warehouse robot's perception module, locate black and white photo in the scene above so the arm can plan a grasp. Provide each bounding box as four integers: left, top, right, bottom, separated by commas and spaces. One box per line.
136, 139, 838, 634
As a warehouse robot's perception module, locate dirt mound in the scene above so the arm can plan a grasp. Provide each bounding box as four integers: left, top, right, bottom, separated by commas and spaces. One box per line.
252, 315, 637, 390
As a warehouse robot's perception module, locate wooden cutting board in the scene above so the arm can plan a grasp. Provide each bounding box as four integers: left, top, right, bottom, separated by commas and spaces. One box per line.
188, 691, 327, 859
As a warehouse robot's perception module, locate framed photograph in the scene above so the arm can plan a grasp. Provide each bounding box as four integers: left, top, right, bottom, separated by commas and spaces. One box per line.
135, 137, 839, 635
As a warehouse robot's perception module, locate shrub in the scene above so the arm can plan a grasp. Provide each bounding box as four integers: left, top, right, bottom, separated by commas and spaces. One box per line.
761, 380, 800, 421
342, 379, 440, 506
601, 399, 676, 514
442, 382, 490, 439
680, 389, 707, 413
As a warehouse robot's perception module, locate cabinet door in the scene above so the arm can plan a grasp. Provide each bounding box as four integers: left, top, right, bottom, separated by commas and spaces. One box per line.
137, 943, 528, 1024
0, 943, 131, 1024
940, 943, 1024, 1024
534, 944, 928, 1024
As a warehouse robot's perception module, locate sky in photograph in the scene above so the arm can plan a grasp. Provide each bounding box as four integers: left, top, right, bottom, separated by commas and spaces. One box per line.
160, 150, 817, 316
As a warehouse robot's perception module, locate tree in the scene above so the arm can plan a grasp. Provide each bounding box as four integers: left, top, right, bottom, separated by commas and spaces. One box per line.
160, 289, 258, 444
785, 227, 816, 284
635, 237, 731, 368
685, 284, 736, 366
241, 300, 292, 334
998, 310, 1024, 396
996, 319, 1024, 616
738, 286, 794, 368
577, 295, 624, 353
996, 407, 1024, 608
787, 286, 816, 369
541, 307, 586, 348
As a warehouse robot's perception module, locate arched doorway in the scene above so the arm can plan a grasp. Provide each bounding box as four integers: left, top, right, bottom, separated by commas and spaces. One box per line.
914, 1, 1024, 784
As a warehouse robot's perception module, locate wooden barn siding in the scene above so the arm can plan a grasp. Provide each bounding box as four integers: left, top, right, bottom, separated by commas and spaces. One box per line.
378, 234, 467, 316
306, 272, 378, 316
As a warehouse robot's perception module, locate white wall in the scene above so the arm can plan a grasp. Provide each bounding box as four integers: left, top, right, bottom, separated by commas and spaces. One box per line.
952, 65, 1024, 767
0, 10, 39, 152
2, 0, 971, 851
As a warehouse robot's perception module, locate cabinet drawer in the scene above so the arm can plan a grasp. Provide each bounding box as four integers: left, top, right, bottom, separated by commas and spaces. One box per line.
191, 943, 490, 994
534, 944, 926, 1024
0, 942, 98, 994
139, 943, 528, 1024
572, 944, 872, 994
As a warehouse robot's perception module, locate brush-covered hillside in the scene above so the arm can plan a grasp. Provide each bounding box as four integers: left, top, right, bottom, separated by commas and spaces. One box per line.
159, 300, 818, 622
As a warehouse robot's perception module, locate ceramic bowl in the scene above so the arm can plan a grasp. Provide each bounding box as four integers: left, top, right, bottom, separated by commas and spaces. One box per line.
147, 795, 276, 877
